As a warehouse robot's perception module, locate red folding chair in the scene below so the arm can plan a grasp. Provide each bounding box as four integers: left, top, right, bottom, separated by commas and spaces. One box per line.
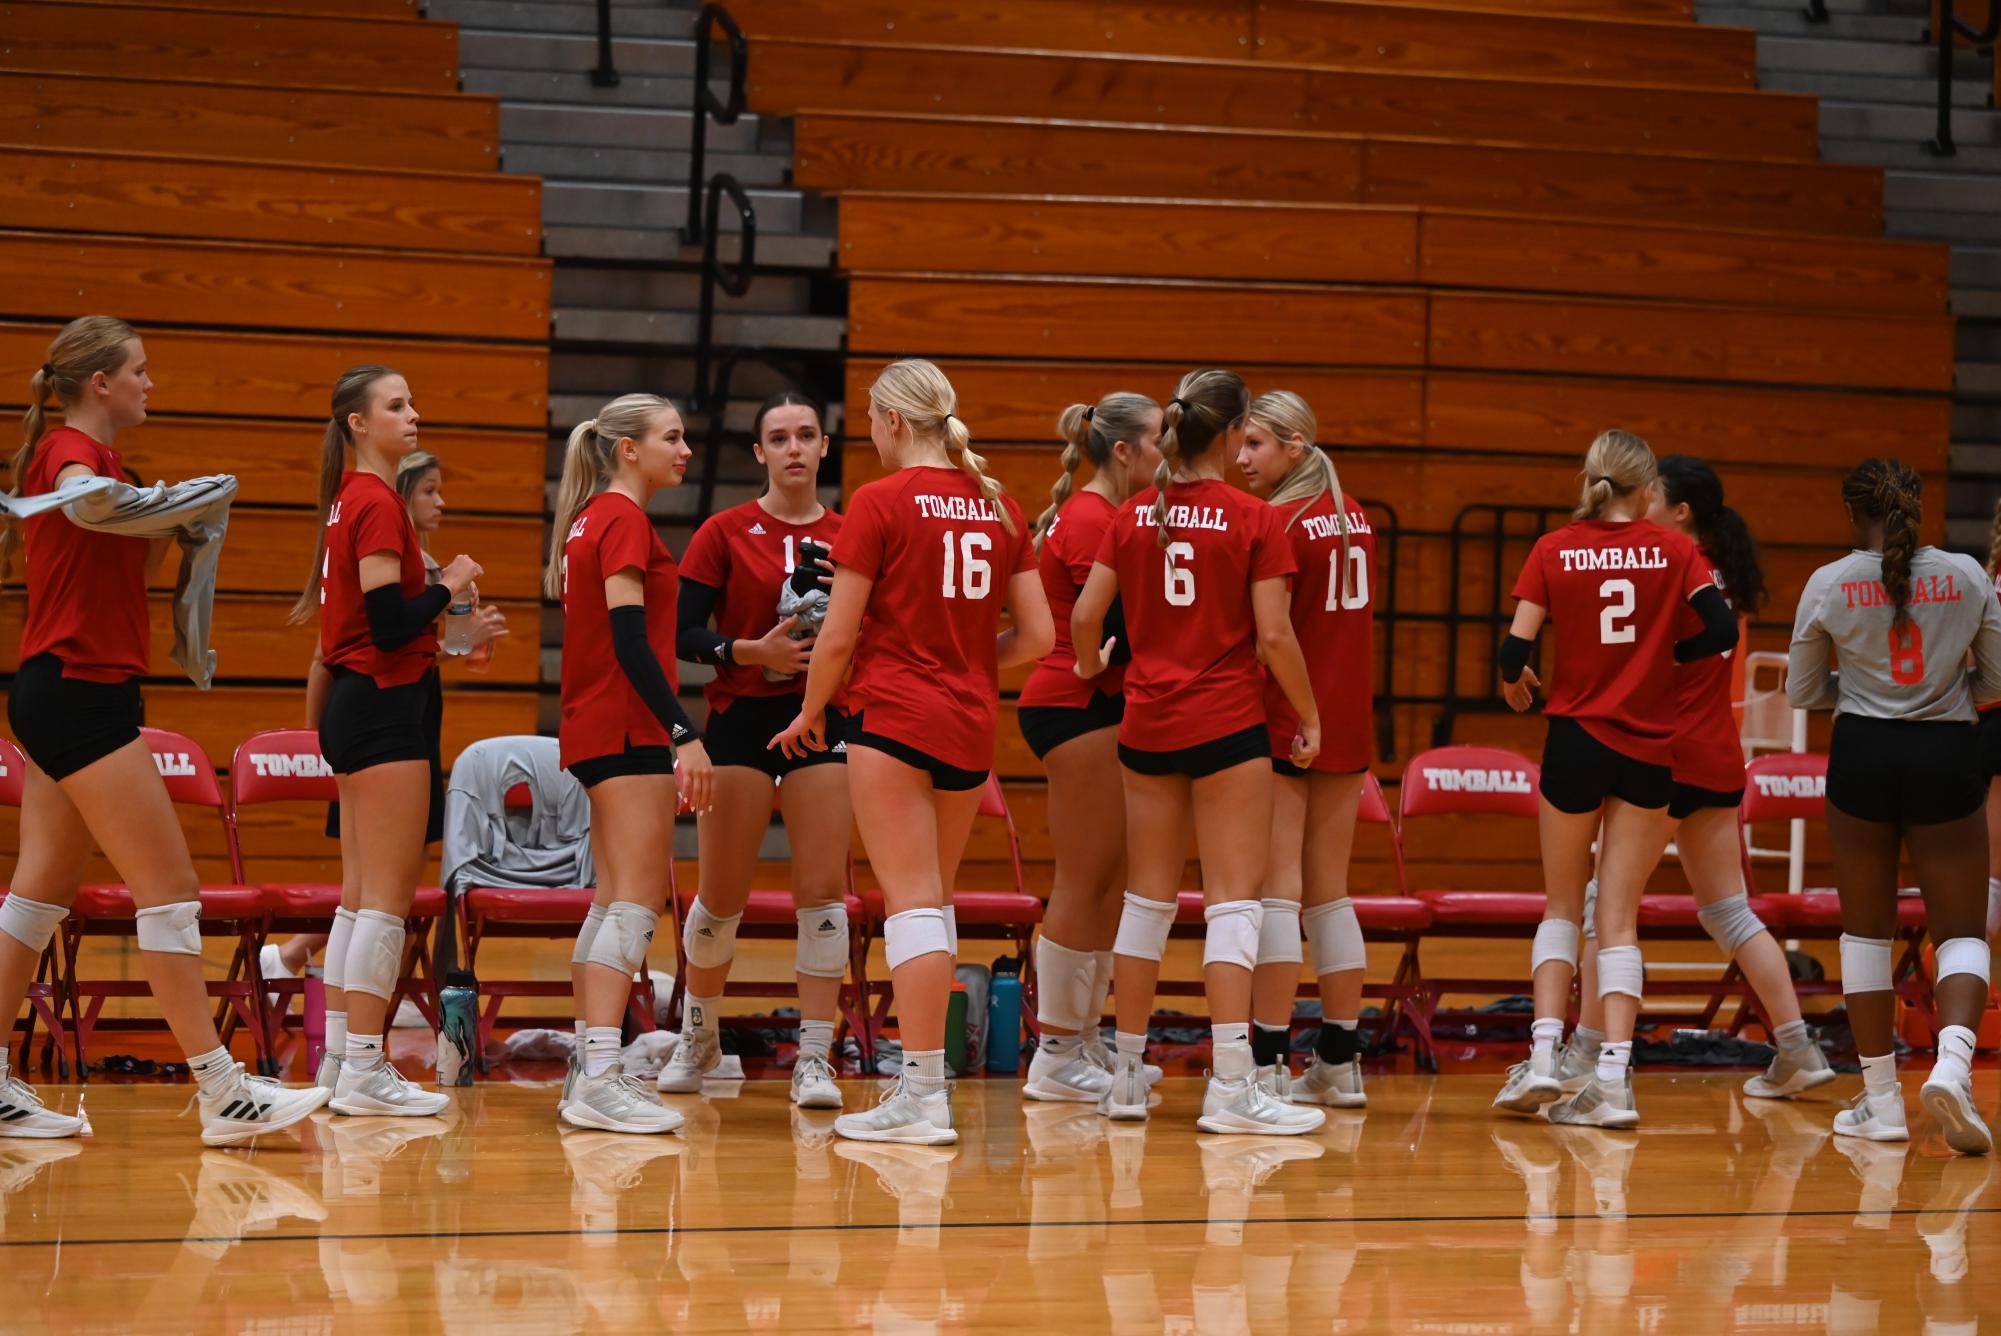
62, 727, 272, 1077
228, 729, 447, 1061
0, 736, 70, 1074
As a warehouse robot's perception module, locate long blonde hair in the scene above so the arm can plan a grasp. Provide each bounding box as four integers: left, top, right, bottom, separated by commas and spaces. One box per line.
397, 448, 441, 553
289, 365, 403, 624
870, 358, 1014, 535
1154, 369, 1248, 549
1038, 391, 1158, 547
1251, 389, 1354, 600
4, 316, 139, 576
544, 394, 677, 599
1574, 429, 1657, 522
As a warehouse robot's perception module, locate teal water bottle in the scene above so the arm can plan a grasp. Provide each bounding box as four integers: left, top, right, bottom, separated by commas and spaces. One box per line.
436, 970, 478, 1087
944, 982, 969, 1076
987, 967, 1023, 1074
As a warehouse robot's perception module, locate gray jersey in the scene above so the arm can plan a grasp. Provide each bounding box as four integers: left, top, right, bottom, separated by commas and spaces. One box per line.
1788, 547, 2001, 721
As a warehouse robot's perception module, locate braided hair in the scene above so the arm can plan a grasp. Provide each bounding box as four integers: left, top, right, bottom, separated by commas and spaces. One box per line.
1841, 457, 1924, 630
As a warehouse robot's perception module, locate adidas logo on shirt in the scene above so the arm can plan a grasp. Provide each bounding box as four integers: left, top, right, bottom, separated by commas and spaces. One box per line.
748, 522, 767, 535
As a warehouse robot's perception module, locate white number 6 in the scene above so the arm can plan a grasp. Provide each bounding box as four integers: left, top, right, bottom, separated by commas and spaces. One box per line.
1164, 541, 1196, 606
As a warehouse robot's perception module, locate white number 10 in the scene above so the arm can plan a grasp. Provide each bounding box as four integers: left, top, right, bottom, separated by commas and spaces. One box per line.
941, 530, 993, 599
1326, 546, 1368, 611
1599, 578, 1636, 644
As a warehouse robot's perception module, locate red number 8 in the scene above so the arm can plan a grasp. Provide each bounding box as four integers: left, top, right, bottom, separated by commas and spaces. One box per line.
1888, 623, 1925, 685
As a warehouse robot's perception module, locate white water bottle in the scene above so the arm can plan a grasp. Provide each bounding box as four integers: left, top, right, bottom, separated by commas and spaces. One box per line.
443, 594, 475, 655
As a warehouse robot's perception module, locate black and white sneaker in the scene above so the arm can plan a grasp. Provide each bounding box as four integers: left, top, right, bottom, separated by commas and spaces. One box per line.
198, 1066, 331, 1147
0, 1075, 89, 1139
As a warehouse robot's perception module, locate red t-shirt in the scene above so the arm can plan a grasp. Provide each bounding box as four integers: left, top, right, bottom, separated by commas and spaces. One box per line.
1267, 491, 1376, 773
1670, 546, 1746, 792
319, 470, 436, 688
833, 466, 1033, 773
1019, 489, 1125, 709
17, 426, 149, 682
679, 498, 843, 714
559, 491, 680, 768
1512, 518, 1712, 766
1096, 479, 1296, 753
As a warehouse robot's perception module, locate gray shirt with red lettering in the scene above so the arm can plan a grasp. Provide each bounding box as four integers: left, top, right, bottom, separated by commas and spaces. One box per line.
1788, 546, 2001, 721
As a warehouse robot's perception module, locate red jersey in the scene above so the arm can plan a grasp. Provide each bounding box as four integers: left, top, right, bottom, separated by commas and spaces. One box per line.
16, 427, 149, 682
1512, 518, 1712, 766
559, 491, 680, 768
1096, 479, 1296, 753
679, 498, 843, 713
833, 466, 1033, 773
1019, 489, 1125, 709
319, 470, 436, 688
1670, 546, 1747, 792
1267, 491, 1376, 773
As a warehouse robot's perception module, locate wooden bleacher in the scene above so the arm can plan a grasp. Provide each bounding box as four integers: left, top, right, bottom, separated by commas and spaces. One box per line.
0, 0, 550, 889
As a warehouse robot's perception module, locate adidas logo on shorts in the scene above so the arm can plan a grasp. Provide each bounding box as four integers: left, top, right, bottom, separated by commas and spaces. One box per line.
832, 741, 847, 754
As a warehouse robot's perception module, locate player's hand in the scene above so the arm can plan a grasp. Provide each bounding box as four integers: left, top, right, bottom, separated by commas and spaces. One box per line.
1073, 636, 1115, 679
746, 615, 811, 675
439, 555, 481, 599
1290, 717, 1321, 768
674, 740, 715, 814
770, 709, 827, 760
1503, 666, 1540, 713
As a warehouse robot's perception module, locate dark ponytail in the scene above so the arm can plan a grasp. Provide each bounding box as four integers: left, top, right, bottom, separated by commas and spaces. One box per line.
1841, 457, 1924, 630
1658, 455, 1765, 616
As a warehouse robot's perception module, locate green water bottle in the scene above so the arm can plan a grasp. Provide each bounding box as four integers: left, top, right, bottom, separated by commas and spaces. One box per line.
944, 981, 969, 1075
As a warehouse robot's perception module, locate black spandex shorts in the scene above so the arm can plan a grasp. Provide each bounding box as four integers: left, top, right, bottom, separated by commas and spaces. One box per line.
567, 743, 678, 790
1017, 692, 1125, 761
1119, 724, 1269, 780
849, 711, 986, 792
705, 693, 849, 778
1978, 708, 2001, 779
324, 669, 444, 844
1827, 714, 1984, 825
1273, 757, 1369, 780
1668, 781, 1745, 821
8, 652, 143, 781
1539, 714, 1672, 814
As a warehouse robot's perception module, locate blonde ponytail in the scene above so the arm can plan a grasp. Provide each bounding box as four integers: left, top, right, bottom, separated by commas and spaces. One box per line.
544, 394, 679, 599
1574, 428, 1656, 522
1036, 403, 1091, 547
1154, 369, 1249, 549
1252, 388, 1352, 598
1039, 392, 1159, 549
290, 365, 400, 624
4, 316, 140, 579
870, 358, 1015, 535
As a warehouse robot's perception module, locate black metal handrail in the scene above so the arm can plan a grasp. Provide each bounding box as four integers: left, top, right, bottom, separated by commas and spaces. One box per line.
1430, 502, 1569, 748
590, 0, 619, 86
1928, 0, 2001, 157
683, 5, 750, 245
691, 173, 757, 429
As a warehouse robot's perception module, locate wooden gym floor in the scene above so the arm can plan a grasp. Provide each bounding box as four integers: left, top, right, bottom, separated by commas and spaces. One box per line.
1, 1071, 1995, 1333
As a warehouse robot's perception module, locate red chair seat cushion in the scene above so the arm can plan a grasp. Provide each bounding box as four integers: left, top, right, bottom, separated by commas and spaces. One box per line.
1415, 890, 1548, 926
463, 886, 596, 923
677, 888, 867, 924
74, 884, 265, 919
1176, 890, 1206, 923
1353, 896, 1432, 932
262, 884, 446, 918
1636, 894, 1787, 930
857, 889, 1042, 927
1775, 889, 1926, 932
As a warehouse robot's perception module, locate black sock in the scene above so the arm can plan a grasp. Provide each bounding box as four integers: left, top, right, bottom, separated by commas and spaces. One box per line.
1252, 1022, 1289, 1067
1316, 1022, 1359, 1065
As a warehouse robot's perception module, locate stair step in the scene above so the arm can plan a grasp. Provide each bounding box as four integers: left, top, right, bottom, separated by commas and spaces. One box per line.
1695, 4, 1930, 41
1824, 136, 2001, 173
1952, 246, 2001, 288
1959, 362, 2001, 395
1957, 402, 2001, 439
1949, 442, 2001, 475
1886, 209, 2001, 246
1756, 34, 1988, 80
552, 351, 841, 404
1821, 99, 2001, 146
505, 143, 793, 187
459, 29, 697, 77
1955, 290, 2001, 318
1887, 170, 2001, 213
552, 266, 813, 313
500, 102, 766, 151
541, 225, 836, 268
543, 180, 810, 232
424, 0, 698, 38
468, 67, 696, 109
553, 306, 846, 351
1761, 67, 1993, 106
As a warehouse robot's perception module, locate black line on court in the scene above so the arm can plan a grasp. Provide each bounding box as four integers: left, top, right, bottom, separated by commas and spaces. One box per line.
6, 1204, 1999, 1251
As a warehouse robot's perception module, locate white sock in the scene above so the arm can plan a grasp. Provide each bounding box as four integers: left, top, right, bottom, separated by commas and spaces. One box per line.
1861, 1052, 1899, 1096
1773, 1019, 1813, 1054
1115, 1030, 1146, 1061
189, 1046, 237, 1098
798, 1019, 835, 1063
582, 1026, 621, 1080
1213, 1021, 1253, 1080
1933, 1025, 1977, 1088
574, 1018, 587, 1039
1987, 876, 2001, 939
1530, 1016, 1564, 1057
1595, 1039, 1632, 1083
686, 993, 720, 1037
902, 1047, 947, 1096
324, 1010, 348, 1056
1572, 1024, 1605, 1056
1090, 949, 1114, 1038
1039, 1031, 1080, 1058
346, 1032, 385, 1073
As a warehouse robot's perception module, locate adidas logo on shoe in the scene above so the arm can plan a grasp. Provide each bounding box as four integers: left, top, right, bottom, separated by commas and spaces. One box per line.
219, 1097, 273, 1122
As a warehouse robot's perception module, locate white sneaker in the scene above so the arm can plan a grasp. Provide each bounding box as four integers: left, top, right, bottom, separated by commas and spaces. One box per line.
559, 1046, 580, 1114
1255, 1062, 1293, 1103
1555, 1042, 1596, 1094
1833, 1087, 1909, 1142
198, 1067, 332, 1146
791, 1053, 843, 1110
1493, 1049, 1564, 1114
655, 1029, 721, 1093
562, 1063, 684, 1135
314, 1051, 342, 1094
331, 1061, 451, 1118
832, 1076, 956, 1145
1096, 1053, 1151, 1122
1919, 1075, 1994, 1156
1197, 1075, 1325, 1136
1291, 1057, 1366, 1108
1546, 1076, 1640, 1130
1744, 1043, 1838, 1100
0, 1074, 90, 1138
1023, 1045, 1113, 1103
1083, 1035, 1163, 1086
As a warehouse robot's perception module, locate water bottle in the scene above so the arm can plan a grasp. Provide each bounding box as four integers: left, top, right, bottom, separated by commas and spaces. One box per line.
443, 594, 475, 655
987, 967, 1023, 1074
436, 970, 478, 1087
303, 974, 327, 1072
944, 982, 969, 1076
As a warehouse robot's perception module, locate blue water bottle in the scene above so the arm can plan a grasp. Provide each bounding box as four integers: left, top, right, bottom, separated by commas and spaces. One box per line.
987, 965, 1023, 1074
436, 969, 478, 1087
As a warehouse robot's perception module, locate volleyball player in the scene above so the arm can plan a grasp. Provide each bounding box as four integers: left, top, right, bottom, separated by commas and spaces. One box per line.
1494, 430, 1735, 1128
298, 365, 483, 1118
1789, 458, 2001, 1153
0, 316, 326, 1143
771, 359, 1053, 1144
1982, 498, 2001, 949
659, 392, 853, 1109
1235, 390, 1376, 1108
1073, 368, 1327, 1136
549, 394, 714, 1134
1018, 391, 1162, 1103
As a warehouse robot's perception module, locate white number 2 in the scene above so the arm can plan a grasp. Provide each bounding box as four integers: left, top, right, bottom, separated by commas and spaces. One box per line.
1598, 578, 1636, 644
1326, 546, 1369, 612
940, 530, 993, 599
1164, 541, 1196, 606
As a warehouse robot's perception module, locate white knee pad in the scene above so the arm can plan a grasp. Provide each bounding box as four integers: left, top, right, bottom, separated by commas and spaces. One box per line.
1934, 936, 1991, 987
1202, 899, 1264, 972
681, 897, 742, 970
1582, 877, 1598, 942
1840, 933, 1895, 995
323, 905, 357, 991
1531, 917, 1581, 973
883, 907, 951, 970
1035, 935, 1095, 1031
795, 902, 850, 980
1256, 898, 1303, 966
1112, 891, 1175, 963
1596, 943, 1644, 1001
571, 902, 609, 967
585, 901, 658, 977
1698, 893, 1767, 957
343, 908, 406, 1002
942, 904, 959, 957
1303, 898, 1366, 976
0, 894, 66, 953
134, 900, 201, 956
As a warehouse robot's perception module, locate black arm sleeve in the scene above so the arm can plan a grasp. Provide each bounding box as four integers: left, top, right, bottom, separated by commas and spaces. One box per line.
613, 605, 700, 744
1675, 585, 1738, 663
1103, 596, 1131, 666
364, 583, 452, 652
1497, 633, 1533, 684
675, 577, 733, 667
